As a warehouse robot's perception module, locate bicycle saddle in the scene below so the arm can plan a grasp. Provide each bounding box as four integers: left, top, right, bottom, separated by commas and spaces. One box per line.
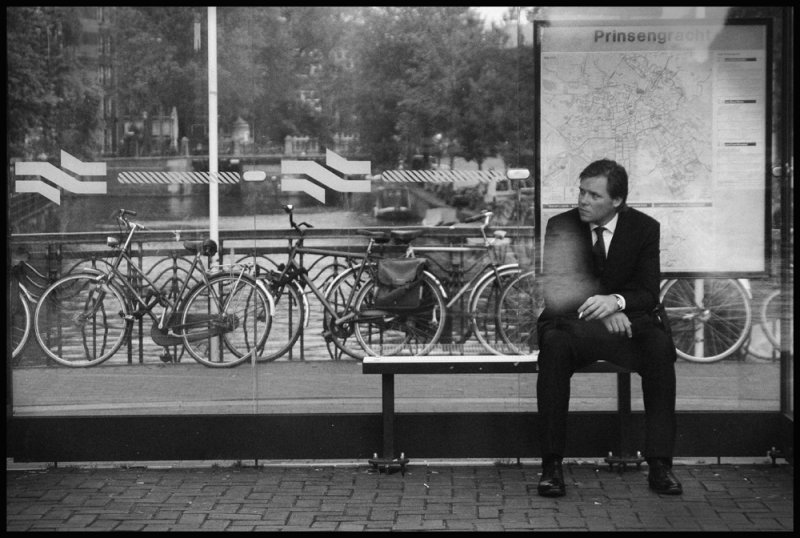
390, 230, 424, 244
357, 230, 391, 243
183, 238, 218, 257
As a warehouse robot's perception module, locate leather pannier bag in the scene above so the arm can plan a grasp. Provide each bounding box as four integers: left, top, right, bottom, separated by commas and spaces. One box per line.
372, 258, 427, 310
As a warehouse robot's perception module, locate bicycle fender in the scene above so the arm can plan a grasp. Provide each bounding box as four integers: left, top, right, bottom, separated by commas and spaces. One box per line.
284, 279, 311, 328
422, 269, 448, 299
466, 263, 521, 306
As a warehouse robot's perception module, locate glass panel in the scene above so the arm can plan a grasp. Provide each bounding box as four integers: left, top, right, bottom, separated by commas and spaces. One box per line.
7, 6, 792, 419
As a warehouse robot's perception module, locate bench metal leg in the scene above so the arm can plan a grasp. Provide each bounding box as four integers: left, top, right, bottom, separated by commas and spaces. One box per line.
605, 371, 644, 472
368, 373, 409, 475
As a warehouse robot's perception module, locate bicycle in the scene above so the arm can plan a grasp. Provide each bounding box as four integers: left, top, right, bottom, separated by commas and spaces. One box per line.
757, 288, 791, 356
33, 209, 273, 368
61, 243, 208, 365
233, 237, 358, 363
747, 263, 793, 360
10, 253, 53, 364
253, 204, 447, 361
497, 274, 758, 361
393, 210, 525, 355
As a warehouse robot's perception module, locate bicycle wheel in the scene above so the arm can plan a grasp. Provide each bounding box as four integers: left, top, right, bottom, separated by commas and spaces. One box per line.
34, 273, 129, 367
497, 270, 543, 355
136, 258, 200, 364
256, 278, 306, 362
181, 274, 272, 368
659, 278, 752, 363
760, 289, 787, 352
11, 290, 32, 363
233, 255, 306, 361
322, 265, 374, 360
469, 265, 521, 355
353, 272, 447, 357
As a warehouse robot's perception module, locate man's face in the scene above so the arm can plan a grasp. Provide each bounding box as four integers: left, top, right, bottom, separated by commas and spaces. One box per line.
577, 175, 622, 226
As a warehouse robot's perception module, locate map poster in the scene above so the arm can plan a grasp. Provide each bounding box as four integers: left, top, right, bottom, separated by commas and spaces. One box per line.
535, 20, 770, 276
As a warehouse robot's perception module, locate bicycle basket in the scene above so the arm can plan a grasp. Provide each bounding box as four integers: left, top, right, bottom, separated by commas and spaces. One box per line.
372, 258, 427, 310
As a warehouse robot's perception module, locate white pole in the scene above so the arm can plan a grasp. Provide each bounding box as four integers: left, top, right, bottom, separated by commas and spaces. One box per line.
207, 7, 220, 362
208, 6, 219, 261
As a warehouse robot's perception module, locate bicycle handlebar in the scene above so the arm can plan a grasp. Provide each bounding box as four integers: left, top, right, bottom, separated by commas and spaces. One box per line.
282, 204, 313, 234
115, 208, 145, 230
462, 210, 492, 225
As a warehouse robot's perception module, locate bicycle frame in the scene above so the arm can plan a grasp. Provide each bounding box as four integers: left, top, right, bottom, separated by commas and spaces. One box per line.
408, 211, 514, 309
267, 204, 431, 330
411, 245, 516, 310
86, 215, 254, 343
268, 230, 379, 326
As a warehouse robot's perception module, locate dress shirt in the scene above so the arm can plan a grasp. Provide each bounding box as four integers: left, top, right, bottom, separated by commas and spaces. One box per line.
591, 214, 626, 311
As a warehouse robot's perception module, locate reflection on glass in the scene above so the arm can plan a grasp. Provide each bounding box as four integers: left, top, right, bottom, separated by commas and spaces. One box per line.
7, 6, 791, 418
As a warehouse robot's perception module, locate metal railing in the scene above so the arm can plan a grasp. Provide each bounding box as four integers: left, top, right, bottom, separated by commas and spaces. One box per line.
10, 225, 535, 367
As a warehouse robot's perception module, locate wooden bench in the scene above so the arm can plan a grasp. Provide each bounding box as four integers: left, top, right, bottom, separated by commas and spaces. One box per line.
362, 354, 644, 474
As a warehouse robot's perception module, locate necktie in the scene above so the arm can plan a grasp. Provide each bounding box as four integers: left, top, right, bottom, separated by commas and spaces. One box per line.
593, 226, 606, 274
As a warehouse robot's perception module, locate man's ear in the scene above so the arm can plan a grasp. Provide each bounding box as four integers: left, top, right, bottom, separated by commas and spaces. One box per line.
612, 197, 623, 210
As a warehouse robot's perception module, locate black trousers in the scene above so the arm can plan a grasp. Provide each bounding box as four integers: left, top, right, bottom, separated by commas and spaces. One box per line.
536, 315, 677, 462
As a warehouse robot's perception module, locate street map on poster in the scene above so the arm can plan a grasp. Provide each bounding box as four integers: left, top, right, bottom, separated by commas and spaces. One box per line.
537, 21, 769, 275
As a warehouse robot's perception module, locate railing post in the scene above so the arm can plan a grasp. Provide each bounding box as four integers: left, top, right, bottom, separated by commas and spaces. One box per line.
125, 241, 134, 365
136, 240, 144, 364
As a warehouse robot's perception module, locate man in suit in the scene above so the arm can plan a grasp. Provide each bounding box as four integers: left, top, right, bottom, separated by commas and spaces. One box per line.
536, 159, 682, 497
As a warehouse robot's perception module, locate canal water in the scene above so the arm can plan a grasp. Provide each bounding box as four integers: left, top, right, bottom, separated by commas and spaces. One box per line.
23, 190, 391, 234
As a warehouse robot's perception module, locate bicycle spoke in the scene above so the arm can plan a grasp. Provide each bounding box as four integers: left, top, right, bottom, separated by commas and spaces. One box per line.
659, 278, 751, 362
470, 267, 521, 355
182, 275, 271, 367
34, 274, 128, 367
498, 271, 541, 355
323, 267, 373, 360
354, 275, 445, 356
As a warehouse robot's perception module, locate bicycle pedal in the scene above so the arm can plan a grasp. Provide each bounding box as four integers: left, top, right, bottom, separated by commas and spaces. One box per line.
159, 352, 173, 364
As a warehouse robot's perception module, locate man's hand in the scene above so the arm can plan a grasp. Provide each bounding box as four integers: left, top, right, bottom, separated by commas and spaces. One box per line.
600, 312, 633, 338
577, 294, 619, 321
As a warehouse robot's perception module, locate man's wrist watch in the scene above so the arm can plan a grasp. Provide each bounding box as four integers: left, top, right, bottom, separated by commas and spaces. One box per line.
612, 294, 624, 311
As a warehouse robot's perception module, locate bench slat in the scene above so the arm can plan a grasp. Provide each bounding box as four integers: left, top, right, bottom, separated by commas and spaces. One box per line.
362, 354, 630, 375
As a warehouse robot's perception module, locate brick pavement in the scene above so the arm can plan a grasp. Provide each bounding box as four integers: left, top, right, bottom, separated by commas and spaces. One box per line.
6, 460, 793, 532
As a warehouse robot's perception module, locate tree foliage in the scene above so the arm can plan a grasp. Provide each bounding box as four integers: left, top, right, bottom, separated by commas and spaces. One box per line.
7, 6, 535, 169
350, 6, 526, 171
7, 6, 102, 159
111, 7, 203, 144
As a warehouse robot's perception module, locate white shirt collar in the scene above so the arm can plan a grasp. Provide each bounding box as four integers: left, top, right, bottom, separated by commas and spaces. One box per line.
592, 212, 619, 235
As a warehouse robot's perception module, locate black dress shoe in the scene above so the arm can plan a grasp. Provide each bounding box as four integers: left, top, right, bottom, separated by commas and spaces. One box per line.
538, 459, 566, 497
648, 459, 683, 495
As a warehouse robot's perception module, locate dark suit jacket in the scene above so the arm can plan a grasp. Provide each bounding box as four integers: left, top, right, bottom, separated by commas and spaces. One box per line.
538, 206, 662, 322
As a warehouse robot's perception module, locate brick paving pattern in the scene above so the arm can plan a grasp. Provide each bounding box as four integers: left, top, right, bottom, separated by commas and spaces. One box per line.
6, 462, 793, 531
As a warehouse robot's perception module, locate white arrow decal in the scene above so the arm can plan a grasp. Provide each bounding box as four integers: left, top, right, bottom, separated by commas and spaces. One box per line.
281, 150, 371, 202
280, 178, 325, 202
14, 150, 107, 205
324, 149, 370, 175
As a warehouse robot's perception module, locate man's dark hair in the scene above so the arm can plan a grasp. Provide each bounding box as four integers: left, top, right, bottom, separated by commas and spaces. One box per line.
579, 159, 628, 208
